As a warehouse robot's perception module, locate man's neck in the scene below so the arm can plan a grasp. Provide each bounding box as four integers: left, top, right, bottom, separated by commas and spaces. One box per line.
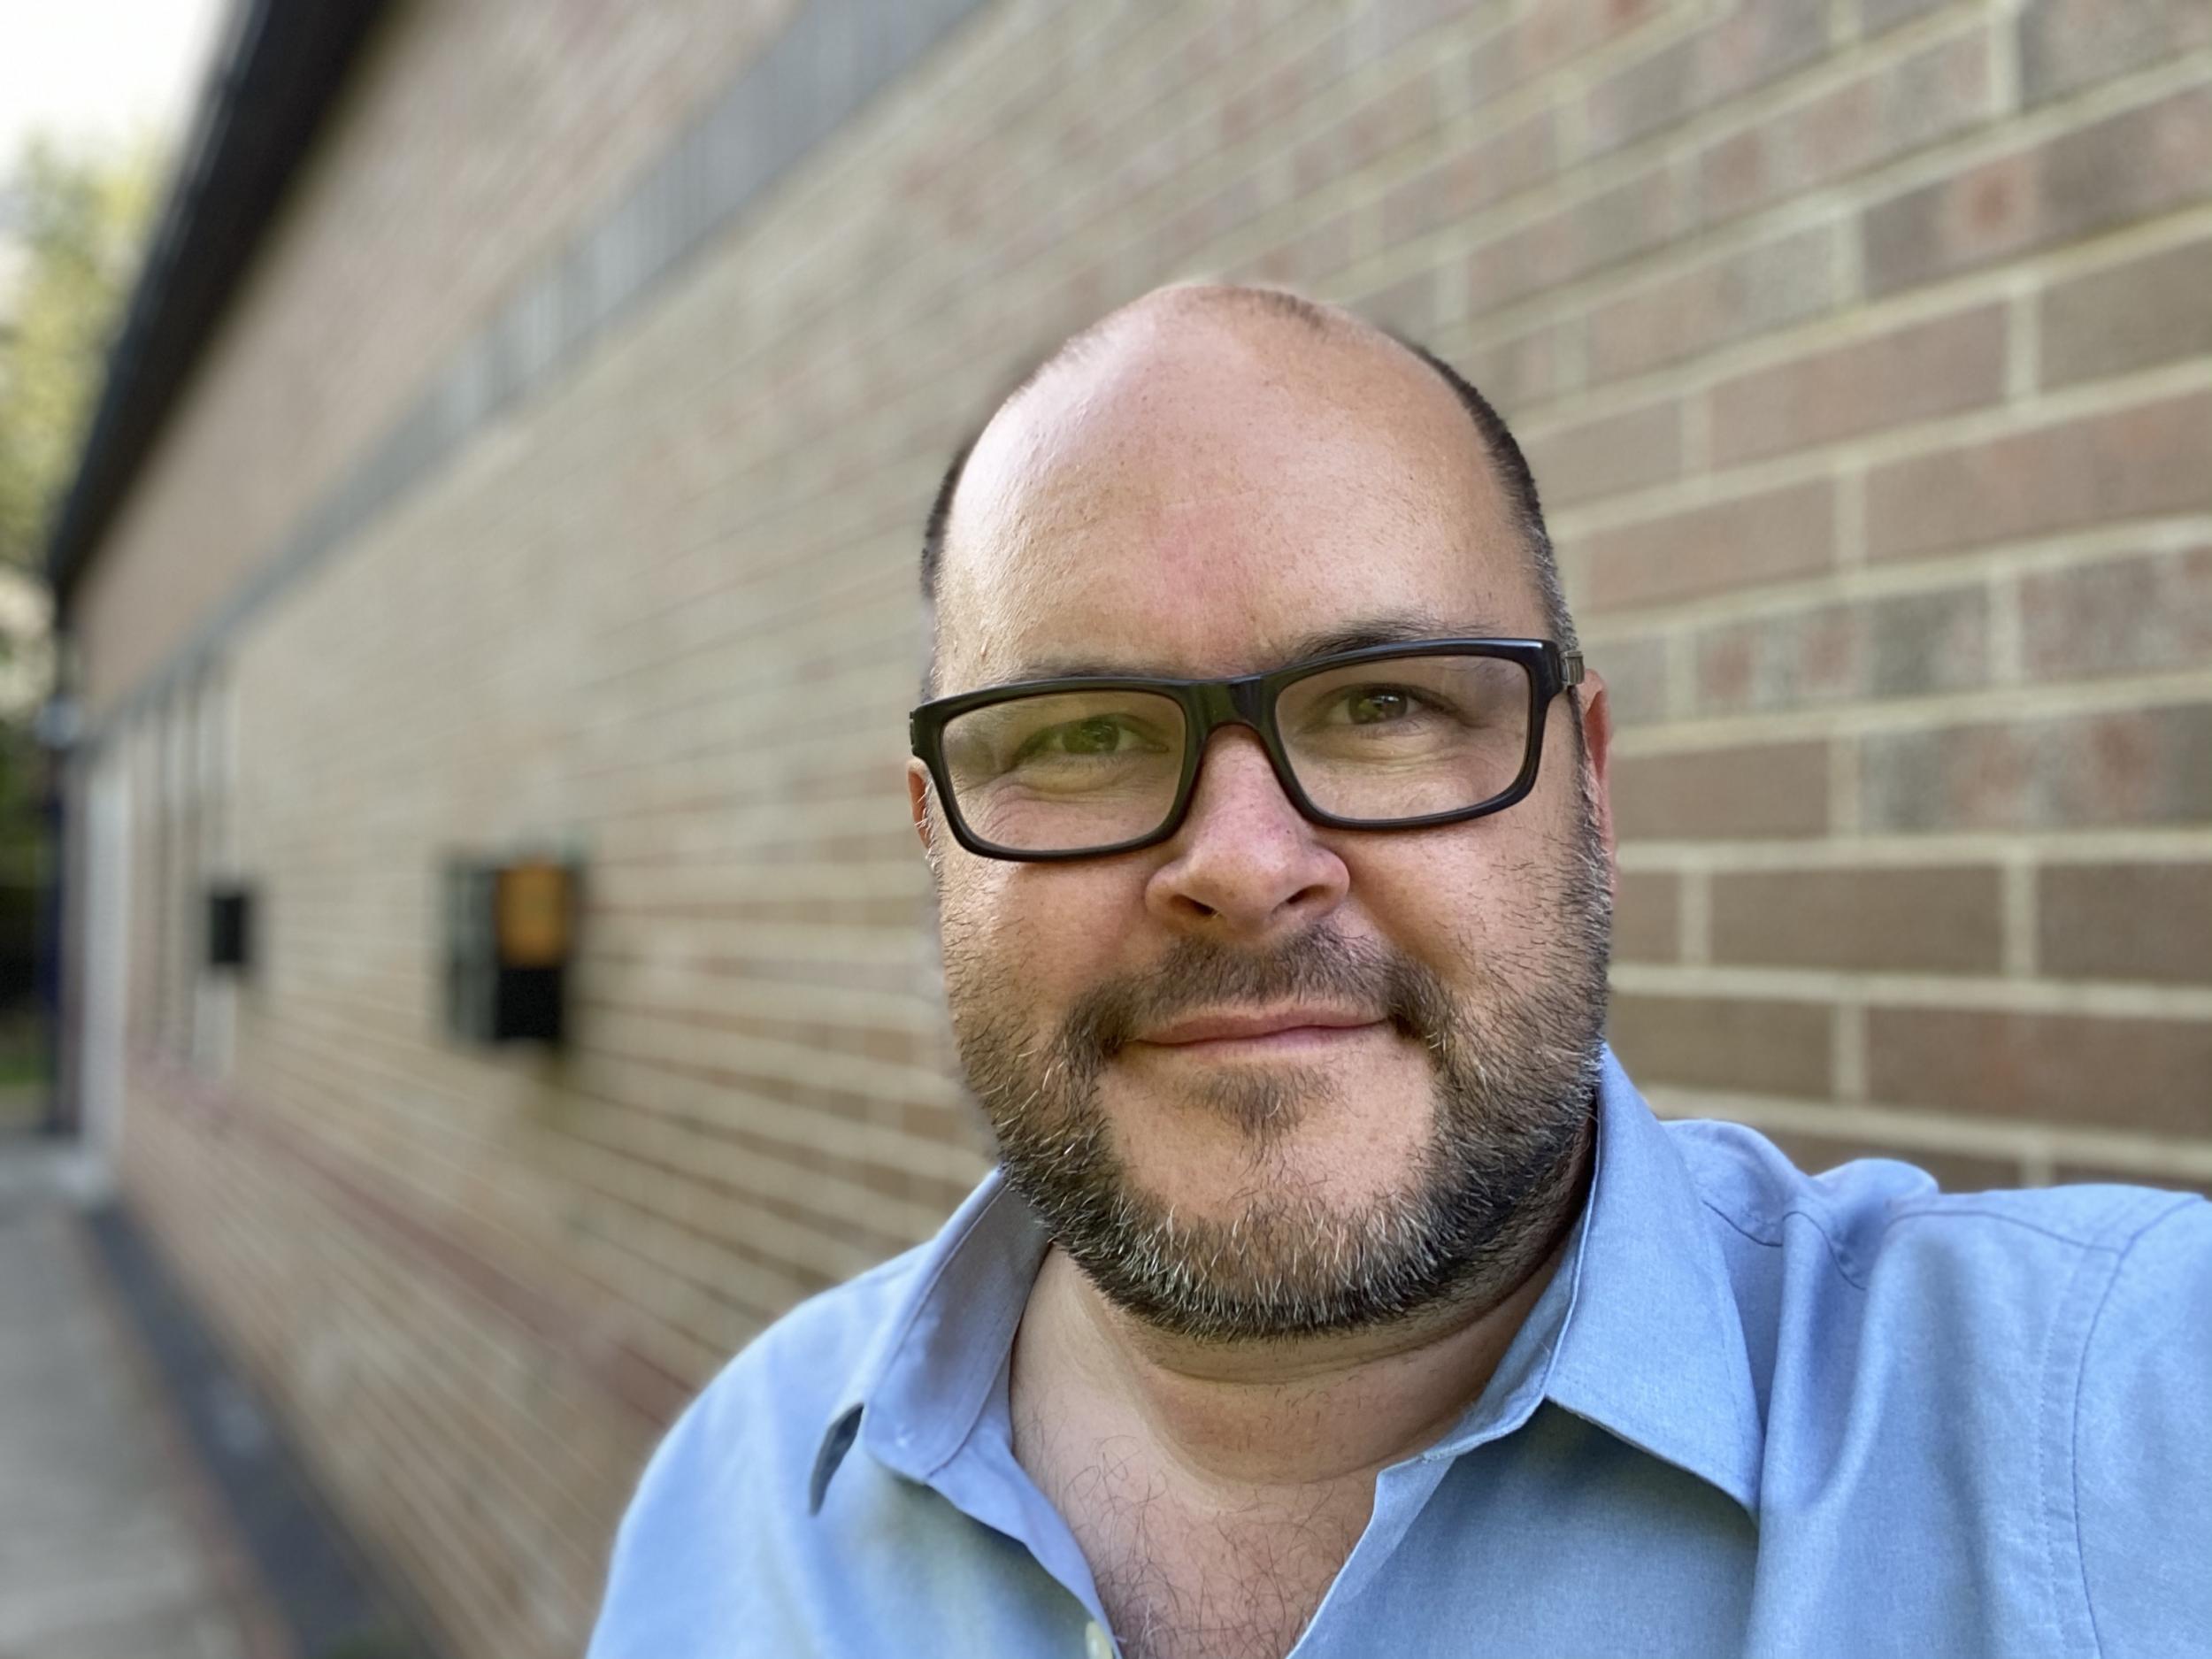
1012, 1131, 1592, 1496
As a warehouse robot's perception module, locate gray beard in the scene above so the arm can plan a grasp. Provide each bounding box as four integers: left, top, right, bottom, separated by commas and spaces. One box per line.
945, 801, 1615, 1344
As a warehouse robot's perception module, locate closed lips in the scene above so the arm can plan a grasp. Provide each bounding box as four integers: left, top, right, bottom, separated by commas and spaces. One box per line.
1137, 1009, 1382, 1045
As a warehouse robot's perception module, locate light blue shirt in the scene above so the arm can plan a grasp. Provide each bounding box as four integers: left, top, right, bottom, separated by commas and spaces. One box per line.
588, 1048, 2211, 1657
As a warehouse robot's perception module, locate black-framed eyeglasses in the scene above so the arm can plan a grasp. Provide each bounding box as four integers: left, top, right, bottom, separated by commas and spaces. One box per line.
910, 638, 1585, 862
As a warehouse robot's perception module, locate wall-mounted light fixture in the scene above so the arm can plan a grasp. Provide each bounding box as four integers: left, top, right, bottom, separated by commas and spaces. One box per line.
442, 856, 578, 1046
205, 883, 254, 973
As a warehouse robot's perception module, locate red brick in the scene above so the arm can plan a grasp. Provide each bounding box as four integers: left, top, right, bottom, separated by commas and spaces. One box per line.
1691, 586, 1988, 716
1709, 865, 2005, 972
2020, 548, 2212, 682
1608, 992, 1833, 1097
2039, 237, 2212, 388
1578, 478, 1834, 613
2039, 862, 2212, 985
1709, 304, 2007, 466
1867, 1007, 2212, 1134
1523, 399, 1682, 507
1585, 227, 1838, 382
1583, 0, 1828, 155
1611, 741, 1832, 840
1863, 86, 2212, 296
1612, 869, 1680, 962
1764, 1130, 2020, 1192
1694, 29, 1992, 227
2019, 0, 2212, 106
1379, 110, 1555, 246
1866, 390, 2212, 563
1860, 705, 2212, 832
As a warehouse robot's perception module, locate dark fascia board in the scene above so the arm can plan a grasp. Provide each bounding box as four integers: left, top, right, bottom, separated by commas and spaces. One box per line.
42, 0, 392, 617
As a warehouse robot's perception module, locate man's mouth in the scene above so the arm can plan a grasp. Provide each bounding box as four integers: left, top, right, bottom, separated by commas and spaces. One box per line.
1127, 1007, 1388, 1056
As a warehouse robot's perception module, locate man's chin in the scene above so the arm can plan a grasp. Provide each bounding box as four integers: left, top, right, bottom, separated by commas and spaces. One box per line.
1097, 1052, 1438, 1190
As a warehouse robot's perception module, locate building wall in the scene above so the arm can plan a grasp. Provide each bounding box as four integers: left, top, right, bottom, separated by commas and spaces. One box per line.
66, 2, 2212, 1656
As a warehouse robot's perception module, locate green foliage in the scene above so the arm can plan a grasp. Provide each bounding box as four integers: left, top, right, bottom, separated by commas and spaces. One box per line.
0, 130, 166, 573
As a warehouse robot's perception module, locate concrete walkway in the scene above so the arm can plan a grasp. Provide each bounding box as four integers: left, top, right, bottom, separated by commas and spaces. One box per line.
0, 1136, 286, 1659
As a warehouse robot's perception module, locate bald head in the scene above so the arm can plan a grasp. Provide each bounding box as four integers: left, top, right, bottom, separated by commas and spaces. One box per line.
918, 285, 1571, 695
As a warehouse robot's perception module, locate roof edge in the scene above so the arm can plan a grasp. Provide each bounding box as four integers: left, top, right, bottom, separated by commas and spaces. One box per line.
42, 0, 392, 617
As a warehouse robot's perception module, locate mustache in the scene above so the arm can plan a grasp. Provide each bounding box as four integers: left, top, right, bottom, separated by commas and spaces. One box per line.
1058, 928, 1460, 1063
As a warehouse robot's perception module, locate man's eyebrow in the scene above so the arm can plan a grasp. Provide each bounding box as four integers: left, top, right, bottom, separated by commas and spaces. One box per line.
1005, 611, 1516, 682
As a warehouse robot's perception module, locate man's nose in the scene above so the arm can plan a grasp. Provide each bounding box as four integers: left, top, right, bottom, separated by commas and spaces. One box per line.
1143, 727, 1350, 938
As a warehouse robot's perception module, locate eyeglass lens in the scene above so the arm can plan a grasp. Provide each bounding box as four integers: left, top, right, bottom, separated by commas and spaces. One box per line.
938, 652, 1534, 853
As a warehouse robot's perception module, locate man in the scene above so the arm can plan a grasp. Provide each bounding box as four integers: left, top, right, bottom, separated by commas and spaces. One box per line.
589, 286, 2209, 1658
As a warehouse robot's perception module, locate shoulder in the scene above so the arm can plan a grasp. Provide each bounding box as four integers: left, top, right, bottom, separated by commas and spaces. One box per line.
636, 1238, 930, 1501
1663, 1114, 2197, 1289
586, 1242, 933, 1656
2073, 1195, 2212, 1651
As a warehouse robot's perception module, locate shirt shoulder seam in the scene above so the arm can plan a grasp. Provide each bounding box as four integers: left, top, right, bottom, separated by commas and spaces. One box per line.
2067, 1194, 2205, 1658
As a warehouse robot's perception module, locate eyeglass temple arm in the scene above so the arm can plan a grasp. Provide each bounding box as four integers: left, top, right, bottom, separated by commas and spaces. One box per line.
1561, 649, 1585, 688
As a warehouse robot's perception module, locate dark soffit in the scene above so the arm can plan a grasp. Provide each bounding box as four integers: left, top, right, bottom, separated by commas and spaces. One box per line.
42, 0, 392, 616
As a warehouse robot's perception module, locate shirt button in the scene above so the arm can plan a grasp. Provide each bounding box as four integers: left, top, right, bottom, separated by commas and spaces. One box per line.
1084, 1621, 1116, 1659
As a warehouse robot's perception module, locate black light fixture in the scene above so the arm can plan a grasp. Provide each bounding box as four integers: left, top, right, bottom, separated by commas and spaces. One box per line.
205, 883, 254, 972
442, 856, 578, 1046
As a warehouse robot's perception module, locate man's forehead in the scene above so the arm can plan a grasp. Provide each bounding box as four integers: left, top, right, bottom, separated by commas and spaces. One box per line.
933, 295, 1534, 692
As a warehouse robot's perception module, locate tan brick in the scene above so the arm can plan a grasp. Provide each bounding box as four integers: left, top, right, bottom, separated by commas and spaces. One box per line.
1863, 0, 1949, 34
2039, 862, 2212, 985
1608, 992, 1833, 1097
1578, 478, 1835, 613
1582, 0, 1828, 154
1709, 304, 2007, 466
1454, 322, 1561, 413
1863, 86, 2212, 296
1499, 0, 1670, 82
1860, 705, 2212, 832
1611, 741, 1832, 840
1358, 267, 1440, 336
1867, 1007, 2212, 1133
1709, 866, 2005, 972
1694, 29, 1992, 227
1290, 70, 1443, 197
1593, 633, 1671, 726
1379, 109, 1555, 246
1691, 586, 1988, 716
1523, 399, 1682, 508
1866, 390, 2212, 563
1763, 1129, 2021, 1192
2019, 0, 2212, 106
1466, 162, 1686, 316
1585, 227, 1839, 382
1612, 869, 1680, 962
2020, 547, 2212, 682
2039, 237, 2212, 388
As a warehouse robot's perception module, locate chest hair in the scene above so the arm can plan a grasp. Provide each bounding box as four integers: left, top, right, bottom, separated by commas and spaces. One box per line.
1033, 1428, 1375, 1659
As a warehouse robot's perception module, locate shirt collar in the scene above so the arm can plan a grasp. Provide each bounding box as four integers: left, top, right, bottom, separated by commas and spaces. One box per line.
809, 1045, 1763, 1517
1538, 1045, 1764, 1514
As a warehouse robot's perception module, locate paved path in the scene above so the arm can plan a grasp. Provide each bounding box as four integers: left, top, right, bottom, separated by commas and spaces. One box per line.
0, 1137, 284, 1659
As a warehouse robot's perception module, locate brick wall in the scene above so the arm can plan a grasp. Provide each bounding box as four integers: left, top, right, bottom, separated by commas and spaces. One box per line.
65, 2, 2212, 1655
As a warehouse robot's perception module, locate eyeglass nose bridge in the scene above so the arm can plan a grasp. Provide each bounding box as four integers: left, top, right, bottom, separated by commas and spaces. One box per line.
1164, 674, 1312, 831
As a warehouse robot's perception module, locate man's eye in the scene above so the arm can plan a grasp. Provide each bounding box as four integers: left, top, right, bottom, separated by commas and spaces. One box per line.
1342, 688, 1413, 725
1018, 717, 1149, 758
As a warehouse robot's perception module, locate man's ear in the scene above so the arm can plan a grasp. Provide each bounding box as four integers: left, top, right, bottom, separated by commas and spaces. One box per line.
907, 758, 938, 859
1574, 668, 1617, 895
